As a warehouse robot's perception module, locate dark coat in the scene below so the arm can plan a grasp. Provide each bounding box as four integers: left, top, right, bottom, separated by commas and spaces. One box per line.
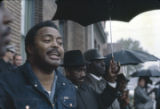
84, 74, 106, 94
84, 74, 118, 109
0, 62, 77, 109
76, 83, 99, 109
0, 59, 14, 73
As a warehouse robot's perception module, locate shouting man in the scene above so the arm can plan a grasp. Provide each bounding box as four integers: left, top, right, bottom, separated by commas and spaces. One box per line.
0, 21, 76, 109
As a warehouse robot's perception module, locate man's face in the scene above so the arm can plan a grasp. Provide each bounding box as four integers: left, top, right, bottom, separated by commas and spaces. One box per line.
30, 27, 64, 68
91, 60, 105, 76
14, 55, 22, 66
0, 4, 12, 56
66, 66, 86, 85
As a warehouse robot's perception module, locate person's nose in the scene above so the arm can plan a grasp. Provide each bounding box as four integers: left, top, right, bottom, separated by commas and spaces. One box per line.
51, 40, 58, 48
80, 71, 86, 77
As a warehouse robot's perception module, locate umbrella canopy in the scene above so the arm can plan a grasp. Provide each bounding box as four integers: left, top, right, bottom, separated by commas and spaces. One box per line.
131, 69, 160, 77
53, 0, 160, 26
104, 50, 159, 66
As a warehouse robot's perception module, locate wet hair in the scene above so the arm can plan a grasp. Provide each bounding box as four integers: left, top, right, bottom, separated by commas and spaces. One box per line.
25, 21, 58, 57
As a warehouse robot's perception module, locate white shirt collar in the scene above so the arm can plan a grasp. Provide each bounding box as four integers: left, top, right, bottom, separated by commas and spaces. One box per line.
90, 73, 102, 81
108, 82, 117, 88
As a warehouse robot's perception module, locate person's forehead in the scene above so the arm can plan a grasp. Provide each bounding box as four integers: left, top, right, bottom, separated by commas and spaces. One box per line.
37, 27, 61, 37
93, 59, 104, 63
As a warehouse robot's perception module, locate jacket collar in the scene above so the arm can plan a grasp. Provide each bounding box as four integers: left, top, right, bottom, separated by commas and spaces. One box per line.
19, 62, 72, 88
90, 73, 102, 81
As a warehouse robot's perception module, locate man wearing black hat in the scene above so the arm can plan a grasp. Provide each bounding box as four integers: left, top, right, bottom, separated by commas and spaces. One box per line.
84, 49, 106, 94
63, 50, 86, 86
84, 49, 121, 108
63, 50, 99, 109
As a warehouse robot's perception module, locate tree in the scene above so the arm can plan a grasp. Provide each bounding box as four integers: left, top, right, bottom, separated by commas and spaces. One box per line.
117, 38, 143, 51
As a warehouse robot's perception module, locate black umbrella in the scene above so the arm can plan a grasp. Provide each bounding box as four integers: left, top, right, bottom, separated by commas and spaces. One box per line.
131, 69, 160, 77
53, 0, 160, 26
104, 50, 159, 66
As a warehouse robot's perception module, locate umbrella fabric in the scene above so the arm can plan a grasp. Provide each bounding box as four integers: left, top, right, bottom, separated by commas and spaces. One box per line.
104, 50, 159, 66
53, 0, 160, 26
131, 69, 160, 77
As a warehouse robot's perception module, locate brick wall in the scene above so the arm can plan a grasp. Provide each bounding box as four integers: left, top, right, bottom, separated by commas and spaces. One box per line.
4, 0, 21, 55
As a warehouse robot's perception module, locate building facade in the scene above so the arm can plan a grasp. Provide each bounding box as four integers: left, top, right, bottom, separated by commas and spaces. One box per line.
3, 0, 107, 61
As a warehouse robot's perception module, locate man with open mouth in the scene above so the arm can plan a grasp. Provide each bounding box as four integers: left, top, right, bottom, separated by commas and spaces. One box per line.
0, 21, 76, 109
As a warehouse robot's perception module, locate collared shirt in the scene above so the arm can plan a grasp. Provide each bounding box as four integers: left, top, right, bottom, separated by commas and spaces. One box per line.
49, 74, 58, 104
27, 63, 58, 104
0, 62, 77, 109
108, 82, 117, 88
90, 73, 102, 81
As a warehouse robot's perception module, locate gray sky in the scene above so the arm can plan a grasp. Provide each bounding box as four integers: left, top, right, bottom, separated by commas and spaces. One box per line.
105, 10, 160, 59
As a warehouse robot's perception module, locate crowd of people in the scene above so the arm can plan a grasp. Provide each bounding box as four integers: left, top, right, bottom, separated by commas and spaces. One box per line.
0, 0, 159, 109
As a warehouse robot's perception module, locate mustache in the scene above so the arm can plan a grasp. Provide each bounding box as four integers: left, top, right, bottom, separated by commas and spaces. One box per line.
47, 48, 61, 56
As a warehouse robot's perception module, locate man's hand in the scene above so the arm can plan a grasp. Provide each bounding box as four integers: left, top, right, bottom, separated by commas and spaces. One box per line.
107, 58, 120, 82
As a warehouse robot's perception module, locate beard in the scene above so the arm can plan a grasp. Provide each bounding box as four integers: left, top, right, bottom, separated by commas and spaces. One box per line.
91, 64, 105, 77
31, 48, 62, 74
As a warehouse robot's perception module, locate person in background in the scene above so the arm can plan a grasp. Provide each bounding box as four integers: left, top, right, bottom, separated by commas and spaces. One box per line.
13, 54, 23, 67
0, 45, 15, 73
63, 50, 100, 109
63, 50, 86, 86
134, 77, 153, 109
103, 59, 121, 109
84, 49, 106, 94
117, 74, 130, 109
0, 0, 12, 57
84, 49, 121, 109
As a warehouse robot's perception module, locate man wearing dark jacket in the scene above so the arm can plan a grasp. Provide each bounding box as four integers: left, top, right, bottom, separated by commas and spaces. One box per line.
63, 50, 99, 109
84, 49, 120, 109
0, 21, 76, 109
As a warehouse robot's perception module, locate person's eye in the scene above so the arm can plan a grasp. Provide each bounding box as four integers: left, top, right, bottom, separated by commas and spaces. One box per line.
43, 38, 51, 43
43, 40, 50, 43
57, 41, 63, 46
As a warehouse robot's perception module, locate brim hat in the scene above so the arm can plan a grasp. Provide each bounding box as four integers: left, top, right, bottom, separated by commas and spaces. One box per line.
62, 50, 86, 67
84, 49, 106, 62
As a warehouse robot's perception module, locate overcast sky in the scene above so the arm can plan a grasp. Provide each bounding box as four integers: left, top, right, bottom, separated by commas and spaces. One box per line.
105, 10, 160, 59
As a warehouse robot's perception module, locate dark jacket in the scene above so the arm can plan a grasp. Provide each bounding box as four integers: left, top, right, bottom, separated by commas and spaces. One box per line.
0, 62, 77, 109
84, 74, 118, 109
84, 74, 106, 94
76, 83, 99, 109
0, 59, 14, 73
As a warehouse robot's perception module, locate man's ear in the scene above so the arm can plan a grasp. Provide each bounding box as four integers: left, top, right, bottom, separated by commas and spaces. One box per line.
26, 45, 34, 56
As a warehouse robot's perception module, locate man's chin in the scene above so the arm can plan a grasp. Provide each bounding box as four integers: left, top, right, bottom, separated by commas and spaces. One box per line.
48, 61, 61, 68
